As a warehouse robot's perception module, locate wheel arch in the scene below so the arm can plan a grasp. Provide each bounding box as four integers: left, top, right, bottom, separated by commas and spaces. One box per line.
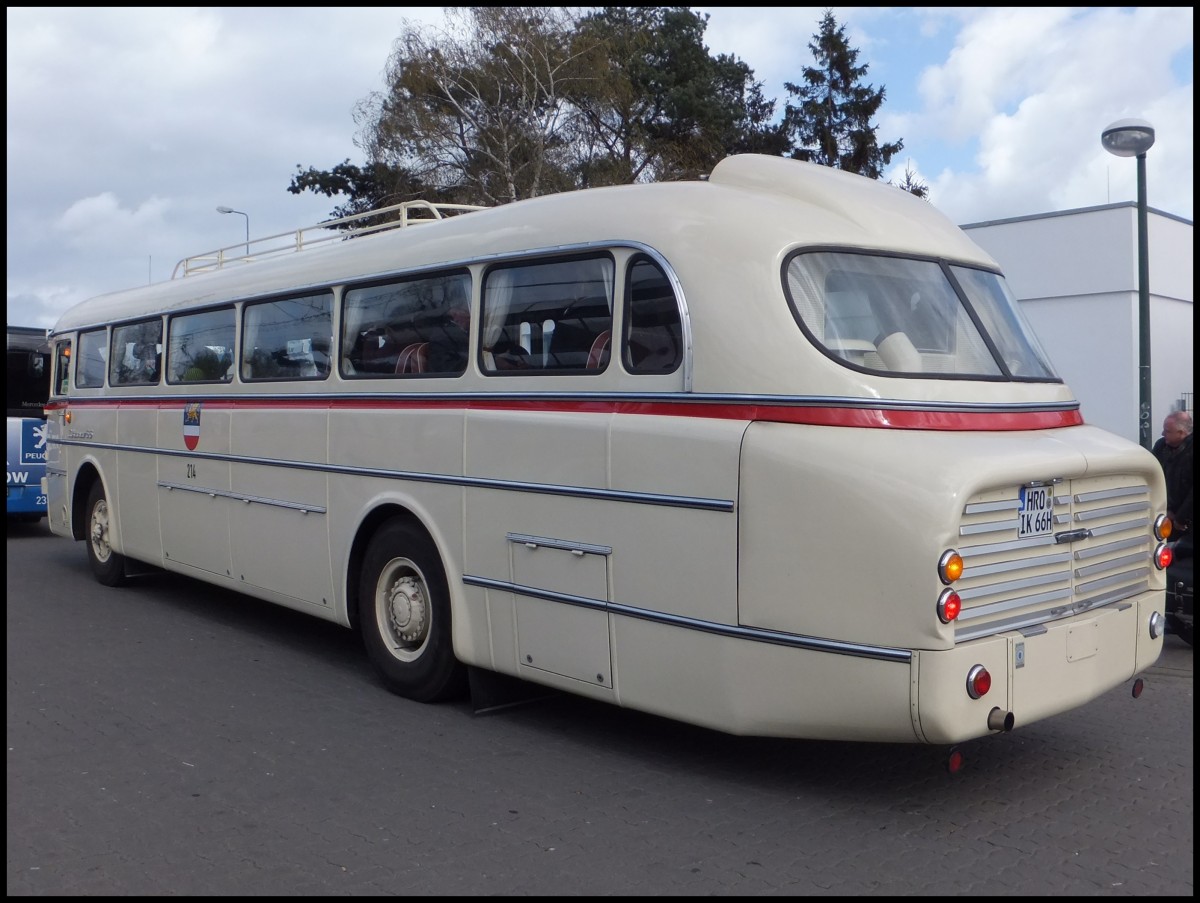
345, 503, 441, 636
70, 462, 104, 542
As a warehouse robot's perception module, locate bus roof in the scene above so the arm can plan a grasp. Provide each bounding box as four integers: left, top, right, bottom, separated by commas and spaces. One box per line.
50, 155, 999, 334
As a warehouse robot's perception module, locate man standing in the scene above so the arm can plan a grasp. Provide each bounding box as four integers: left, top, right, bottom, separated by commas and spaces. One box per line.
1152, 410, 1193, 536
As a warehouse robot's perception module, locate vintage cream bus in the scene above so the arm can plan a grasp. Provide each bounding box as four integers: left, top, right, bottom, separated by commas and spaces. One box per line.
43, 154, 1172, 752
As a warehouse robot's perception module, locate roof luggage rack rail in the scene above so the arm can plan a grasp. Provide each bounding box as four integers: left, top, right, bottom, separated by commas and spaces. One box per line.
171, 200, 486, 279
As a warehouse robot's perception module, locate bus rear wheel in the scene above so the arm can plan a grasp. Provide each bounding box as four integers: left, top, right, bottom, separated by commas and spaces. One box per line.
358, 519, 465, 702
85, 481, 127, 586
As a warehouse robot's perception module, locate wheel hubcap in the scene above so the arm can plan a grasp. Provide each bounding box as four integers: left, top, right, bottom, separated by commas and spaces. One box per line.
387, 574, 428, 644
90, 501, 111, 562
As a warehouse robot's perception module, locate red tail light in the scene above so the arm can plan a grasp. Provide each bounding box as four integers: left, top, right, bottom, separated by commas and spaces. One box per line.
937, 589, 962, 623
1154, 543, 1173, 570
966, 664, 991, 699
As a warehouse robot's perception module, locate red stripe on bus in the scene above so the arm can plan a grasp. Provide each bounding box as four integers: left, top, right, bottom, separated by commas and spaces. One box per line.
47, 396, 1084, 431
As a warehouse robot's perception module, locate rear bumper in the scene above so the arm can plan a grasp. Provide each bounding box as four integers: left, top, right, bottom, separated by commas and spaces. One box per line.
913, 591, 1163, 745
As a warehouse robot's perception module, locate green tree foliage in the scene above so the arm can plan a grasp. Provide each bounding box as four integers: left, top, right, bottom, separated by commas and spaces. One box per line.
570, 7, 788, 186
892, 163, 930, 200
354, 6, 589, 205
287, 160, 428, 219
782, 10, 903, 180
289, 7, 917, 213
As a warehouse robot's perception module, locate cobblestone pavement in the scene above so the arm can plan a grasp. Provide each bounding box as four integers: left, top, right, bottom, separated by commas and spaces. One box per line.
7, 521, 1193, 896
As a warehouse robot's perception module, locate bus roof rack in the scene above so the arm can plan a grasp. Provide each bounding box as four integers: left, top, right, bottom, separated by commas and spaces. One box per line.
171, 200, 487, 279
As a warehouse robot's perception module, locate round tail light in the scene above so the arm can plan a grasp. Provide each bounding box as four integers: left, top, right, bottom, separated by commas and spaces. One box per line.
966, 664, 992, 699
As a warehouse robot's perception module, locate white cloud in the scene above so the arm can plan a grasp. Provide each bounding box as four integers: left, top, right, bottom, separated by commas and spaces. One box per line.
5, 6, 1193, 329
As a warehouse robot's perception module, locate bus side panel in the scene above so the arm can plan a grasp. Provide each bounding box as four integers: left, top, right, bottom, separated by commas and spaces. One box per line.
464, 409, 613, 687
113, 404, 163, 563
607, 414, 745, 624
229, 408, 333, 607
158, 405, 231, 577
329, 405, 470, 625
610, 615, 918, 741
64, 398, 120, 545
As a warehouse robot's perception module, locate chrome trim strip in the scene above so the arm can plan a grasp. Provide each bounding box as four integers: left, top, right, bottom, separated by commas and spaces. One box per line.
964, 550, 1072, 577
963, 499, 1019, 514
1075, 568, 1150, 595
1088, 517, 1150, 538
956, 586, 1073, 620
506, 533, 612, 556
958, 518, 1021, 536
1073, 536, 1148, 560
58, 439, 735, 512
49, 390, 1082, 413
462, 575, 912, 663
955, 591, 1138, 642
1074, 501, 1150, 522
1074, 580, 1150, 610
157, 480, 327, 514
1074, 551, 1145, 579
958, 571, 1071, 603
1074, 485, 1149, 503
959, 534, 1056, 557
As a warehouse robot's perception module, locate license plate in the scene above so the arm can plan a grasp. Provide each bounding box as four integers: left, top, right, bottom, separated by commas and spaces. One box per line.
1018, 485, 1054, 537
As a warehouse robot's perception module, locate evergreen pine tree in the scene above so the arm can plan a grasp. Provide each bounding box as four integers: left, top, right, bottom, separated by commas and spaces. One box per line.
783, 11, 903, 181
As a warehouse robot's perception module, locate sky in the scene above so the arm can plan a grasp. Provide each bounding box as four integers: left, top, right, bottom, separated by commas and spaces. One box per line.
6, 7, 1194, 330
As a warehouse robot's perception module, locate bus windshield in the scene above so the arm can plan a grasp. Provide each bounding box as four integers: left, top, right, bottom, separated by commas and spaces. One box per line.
784, 251, 1058, 380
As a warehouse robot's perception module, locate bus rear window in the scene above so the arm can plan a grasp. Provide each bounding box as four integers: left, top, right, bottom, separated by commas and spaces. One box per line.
785, 251, 1057, 380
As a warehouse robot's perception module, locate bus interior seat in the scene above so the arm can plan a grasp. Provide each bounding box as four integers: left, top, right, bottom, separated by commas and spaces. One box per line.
875, 331, 922, 372
586, 330, 611, 369
396, 342, 429, 374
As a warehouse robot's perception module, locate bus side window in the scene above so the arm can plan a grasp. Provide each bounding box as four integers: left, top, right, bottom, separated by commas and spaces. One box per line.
110, 319, 163, 386
482, 256, 614, 374
54, 341, 72, 395
75, 329, 108, 388
242, 292, 333, 381
168, 307, 235, 384
623, 257, 682, 374
342, 271, 470, 378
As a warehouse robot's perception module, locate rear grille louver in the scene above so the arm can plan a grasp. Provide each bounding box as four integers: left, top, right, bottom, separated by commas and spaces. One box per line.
953, 478, 1151, 642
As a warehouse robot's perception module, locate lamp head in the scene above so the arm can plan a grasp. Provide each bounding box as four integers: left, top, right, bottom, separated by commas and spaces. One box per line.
1101, 119, 1155, 158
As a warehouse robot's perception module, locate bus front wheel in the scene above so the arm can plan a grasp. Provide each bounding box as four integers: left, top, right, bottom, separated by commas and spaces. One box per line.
85, 481, 127, 587
358, 519, 465, 702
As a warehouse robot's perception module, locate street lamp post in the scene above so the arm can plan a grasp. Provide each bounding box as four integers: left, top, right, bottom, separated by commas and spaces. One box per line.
1101, 118, 1155, 449
216, 206, 250, 258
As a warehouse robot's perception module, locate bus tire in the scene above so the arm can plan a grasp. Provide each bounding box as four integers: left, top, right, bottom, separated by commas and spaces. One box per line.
358, 519, 465, 702
85, 481, 127, 587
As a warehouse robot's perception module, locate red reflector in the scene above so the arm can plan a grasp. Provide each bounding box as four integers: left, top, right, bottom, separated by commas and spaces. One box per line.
966, 664, 992, 699
1156, 544, 1174, 569
946, 747, 965, 774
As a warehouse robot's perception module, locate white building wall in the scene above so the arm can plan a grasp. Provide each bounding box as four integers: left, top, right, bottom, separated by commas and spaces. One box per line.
962, 204, 1193, 445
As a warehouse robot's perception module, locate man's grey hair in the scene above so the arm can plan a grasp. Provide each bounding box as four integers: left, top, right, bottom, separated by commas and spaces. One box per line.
1166, 410, 1193, 434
